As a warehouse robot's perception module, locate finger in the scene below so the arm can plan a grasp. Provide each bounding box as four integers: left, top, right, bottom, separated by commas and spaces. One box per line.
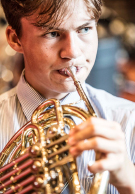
69, 137, 125, 156
69, 125, 80, 136
88, 154, 124, 173
68, 125, 124, 145
70, 117, 121, 134
88, 159, 111, 173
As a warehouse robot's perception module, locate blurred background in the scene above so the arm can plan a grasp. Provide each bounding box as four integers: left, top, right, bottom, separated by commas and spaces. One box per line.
0, 0, 135, 101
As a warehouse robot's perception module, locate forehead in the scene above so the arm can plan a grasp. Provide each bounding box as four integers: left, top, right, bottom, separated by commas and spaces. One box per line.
26, 0, 94, 29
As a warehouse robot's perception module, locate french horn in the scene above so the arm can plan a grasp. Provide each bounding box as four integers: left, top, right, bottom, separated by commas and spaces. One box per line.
0, 67, 109, 194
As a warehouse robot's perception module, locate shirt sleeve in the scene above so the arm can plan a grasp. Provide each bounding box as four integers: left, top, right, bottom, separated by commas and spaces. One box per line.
123, 109, 135, 164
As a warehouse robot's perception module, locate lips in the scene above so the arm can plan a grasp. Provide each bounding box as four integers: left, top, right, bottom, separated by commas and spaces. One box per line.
58, 66, 81, 76
58, 68, 68, 76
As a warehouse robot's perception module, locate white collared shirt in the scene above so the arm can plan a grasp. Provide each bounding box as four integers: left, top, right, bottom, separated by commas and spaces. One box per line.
0, 72, 135, 194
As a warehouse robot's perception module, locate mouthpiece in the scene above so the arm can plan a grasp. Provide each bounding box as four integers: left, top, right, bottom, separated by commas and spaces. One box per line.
65, 66, 97, 117
65, 66, 77, 81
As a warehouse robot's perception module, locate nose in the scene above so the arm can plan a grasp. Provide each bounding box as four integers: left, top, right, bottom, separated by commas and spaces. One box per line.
60, 32, 82, 60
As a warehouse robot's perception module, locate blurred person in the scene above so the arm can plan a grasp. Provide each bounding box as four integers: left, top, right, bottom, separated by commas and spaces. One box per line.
0, 0, 135, 194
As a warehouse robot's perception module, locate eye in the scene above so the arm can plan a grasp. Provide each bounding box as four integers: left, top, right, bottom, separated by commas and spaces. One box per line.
78, 27, 92, 34
44, 31, 60, 38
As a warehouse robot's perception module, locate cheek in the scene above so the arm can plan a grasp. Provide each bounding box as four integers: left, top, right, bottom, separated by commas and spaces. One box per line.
85, 42, 98, 62
38, 44, 58, 63
84, 33, 98, 54
91, 32, 98, 49
90, 37, 98, 58
27, 45, 50, 64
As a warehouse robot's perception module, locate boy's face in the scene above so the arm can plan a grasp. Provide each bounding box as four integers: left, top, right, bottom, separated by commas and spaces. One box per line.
19, 0, 98, 99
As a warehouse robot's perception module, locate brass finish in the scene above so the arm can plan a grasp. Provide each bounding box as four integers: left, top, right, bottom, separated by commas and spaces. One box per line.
0, 67, 109, 193
66, 67, 109, 194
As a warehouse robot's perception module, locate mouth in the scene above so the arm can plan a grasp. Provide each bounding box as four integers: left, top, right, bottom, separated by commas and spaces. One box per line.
58, 66, 81, 76
58, 68, 69, 76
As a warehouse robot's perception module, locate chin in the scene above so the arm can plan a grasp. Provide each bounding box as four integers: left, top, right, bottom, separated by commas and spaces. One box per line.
60, 84, 76, 93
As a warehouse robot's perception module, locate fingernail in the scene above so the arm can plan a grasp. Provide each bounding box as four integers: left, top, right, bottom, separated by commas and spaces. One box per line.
68, 137, 73, 145
69, 147, 76, 155
69, 130, 74, 136
88, 161, 94, 167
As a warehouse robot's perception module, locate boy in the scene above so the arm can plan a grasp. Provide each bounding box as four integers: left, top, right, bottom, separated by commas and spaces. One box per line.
0, 0, 135, 193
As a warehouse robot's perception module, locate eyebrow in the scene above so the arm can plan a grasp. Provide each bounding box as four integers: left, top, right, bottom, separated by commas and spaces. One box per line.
38, 20, 96, 32
77, 20, 96, 30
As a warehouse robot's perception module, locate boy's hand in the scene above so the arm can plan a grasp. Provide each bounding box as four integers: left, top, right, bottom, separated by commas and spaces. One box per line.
68, 117, 135, 194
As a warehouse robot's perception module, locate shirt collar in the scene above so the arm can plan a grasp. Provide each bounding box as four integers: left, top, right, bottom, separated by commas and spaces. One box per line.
17, 71, 91, 121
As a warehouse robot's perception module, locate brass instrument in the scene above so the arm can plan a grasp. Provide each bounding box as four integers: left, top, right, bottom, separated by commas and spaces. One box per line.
0, 67, 109, 194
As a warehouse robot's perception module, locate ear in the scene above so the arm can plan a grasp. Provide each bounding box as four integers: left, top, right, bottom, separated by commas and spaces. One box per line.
6, 26, 23, 53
